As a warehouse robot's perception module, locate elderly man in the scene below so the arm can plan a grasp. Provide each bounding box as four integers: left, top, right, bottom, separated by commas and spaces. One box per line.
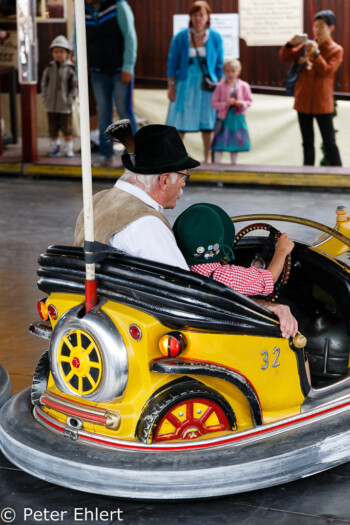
75, 121, 199, 269
75, 120, 297, 339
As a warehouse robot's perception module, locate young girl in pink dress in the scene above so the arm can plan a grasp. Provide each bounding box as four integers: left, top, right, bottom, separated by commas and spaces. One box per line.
211, 58, 252, 164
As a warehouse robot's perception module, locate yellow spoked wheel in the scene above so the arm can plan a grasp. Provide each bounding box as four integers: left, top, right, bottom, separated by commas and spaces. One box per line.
57, 330, 103, 395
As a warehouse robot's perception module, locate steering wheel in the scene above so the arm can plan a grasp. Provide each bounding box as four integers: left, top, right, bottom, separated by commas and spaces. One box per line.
233, 223, 292, 302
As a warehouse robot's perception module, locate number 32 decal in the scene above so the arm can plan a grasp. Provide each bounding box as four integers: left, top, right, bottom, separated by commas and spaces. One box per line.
261, 347, 280, 370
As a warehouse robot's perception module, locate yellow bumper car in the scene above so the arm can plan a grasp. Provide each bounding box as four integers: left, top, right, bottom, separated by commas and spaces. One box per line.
1, 207, 350, 499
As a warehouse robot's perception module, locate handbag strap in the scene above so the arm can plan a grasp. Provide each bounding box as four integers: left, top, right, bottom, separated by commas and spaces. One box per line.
190, 31, 208, 76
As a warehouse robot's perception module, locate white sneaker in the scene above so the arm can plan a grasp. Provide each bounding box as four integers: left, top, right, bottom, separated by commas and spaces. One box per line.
92, 155, 113, 167
46, 145, 60, 157
65, 151, 75, 158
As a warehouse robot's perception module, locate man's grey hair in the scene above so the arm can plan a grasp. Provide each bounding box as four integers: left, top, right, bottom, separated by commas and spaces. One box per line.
120, 170, 178, 193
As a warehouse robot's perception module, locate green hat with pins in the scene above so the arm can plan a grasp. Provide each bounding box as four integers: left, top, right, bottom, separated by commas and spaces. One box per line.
173, 203, 235, 265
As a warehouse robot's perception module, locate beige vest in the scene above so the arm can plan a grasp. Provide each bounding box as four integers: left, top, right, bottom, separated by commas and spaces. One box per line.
74, 187, 172, 247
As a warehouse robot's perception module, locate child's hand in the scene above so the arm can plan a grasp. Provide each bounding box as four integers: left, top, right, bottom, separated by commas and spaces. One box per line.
275, 233, 294, 257
226, 97, 236, 107
234, 101, 244, 108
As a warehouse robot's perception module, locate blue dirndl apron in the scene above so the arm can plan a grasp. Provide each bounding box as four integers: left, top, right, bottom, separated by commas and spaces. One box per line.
166, 57, 216, 132
211, 107, 251, 152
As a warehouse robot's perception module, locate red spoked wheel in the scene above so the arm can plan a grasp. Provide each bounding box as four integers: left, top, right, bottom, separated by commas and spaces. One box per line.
154, 397, 230, 442
137, 382, 236, 444
233, 222, 292, 302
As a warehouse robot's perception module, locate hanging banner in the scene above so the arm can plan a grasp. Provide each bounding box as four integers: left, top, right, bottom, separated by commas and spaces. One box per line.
239, 0, 303, 46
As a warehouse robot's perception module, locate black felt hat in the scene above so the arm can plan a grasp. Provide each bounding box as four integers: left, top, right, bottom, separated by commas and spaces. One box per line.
105, 120, 200, 174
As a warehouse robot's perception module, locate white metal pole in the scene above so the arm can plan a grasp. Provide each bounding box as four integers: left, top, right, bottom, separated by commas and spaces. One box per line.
74, 0, 96, 308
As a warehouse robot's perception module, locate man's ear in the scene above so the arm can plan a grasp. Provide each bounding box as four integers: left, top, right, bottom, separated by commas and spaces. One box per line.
158, 173, 170, 189
329, 24, 335, 34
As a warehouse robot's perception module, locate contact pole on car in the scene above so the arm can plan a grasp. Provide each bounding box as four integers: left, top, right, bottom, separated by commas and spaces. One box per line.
74, 0, 97, 313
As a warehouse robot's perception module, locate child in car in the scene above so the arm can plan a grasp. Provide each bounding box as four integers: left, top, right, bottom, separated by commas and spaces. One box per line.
173, 203, 297, 339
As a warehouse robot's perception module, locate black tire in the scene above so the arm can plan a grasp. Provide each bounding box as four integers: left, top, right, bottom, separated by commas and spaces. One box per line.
137, 381, 236, 444
31, 350, 50, 406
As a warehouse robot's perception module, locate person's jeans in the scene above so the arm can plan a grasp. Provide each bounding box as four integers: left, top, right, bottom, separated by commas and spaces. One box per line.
297, 112, 342, 166
91, 70, 137, 158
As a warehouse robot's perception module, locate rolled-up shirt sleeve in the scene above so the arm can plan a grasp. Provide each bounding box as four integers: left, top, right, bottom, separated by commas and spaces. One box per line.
190, 263, 274, 296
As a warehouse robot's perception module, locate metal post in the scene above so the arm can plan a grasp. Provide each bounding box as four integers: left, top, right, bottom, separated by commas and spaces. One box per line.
16, 0, 38, 162
74, 0, 97, 312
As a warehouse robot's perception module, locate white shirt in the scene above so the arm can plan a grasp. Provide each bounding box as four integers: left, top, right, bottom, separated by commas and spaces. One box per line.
188, 29, 209, 57
189, 46, 206, 57
109, 180, 189, 271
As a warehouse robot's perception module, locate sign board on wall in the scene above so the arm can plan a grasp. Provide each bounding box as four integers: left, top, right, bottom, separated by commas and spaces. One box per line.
173, 14, 239, 58
239, 0, 303, 46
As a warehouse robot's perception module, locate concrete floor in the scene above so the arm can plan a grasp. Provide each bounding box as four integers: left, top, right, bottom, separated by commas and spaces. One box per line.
1, 177, 350, 523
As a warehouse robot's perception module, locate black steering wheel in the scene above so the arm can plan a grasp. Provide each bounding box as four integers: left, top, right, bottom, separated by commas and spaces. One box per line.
233, 222, 292, 302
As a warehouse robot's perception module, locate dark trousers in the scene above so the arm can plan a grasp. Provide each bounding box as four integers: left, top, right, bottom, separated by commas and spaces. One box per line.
297, 112, 342, 166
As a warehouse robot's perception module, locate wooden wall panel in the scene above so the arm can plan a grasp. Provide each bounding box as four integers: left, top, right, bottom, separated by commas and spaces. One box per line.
128, 0, 349, 96
1, 2, 348, 95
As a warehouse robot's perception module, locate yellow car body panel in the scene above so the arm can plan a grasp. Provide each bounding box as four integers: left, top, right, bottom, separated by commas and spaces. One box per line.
41, 292, 305, 440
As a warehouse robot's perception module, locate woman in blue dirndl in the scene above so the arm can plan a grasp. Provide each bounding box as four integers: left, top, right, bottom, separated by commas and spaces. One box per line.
166, 1, 223, 164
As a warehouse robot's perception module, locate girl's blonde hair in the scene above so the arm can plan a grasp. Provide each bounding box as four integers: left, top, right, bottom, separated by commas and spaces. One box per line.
223, 58, 242, 73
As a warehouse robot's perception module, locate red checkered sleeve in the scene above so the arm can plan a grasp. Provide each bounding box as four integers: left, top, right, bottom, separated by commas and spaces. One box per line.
190, 262, 274, 296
